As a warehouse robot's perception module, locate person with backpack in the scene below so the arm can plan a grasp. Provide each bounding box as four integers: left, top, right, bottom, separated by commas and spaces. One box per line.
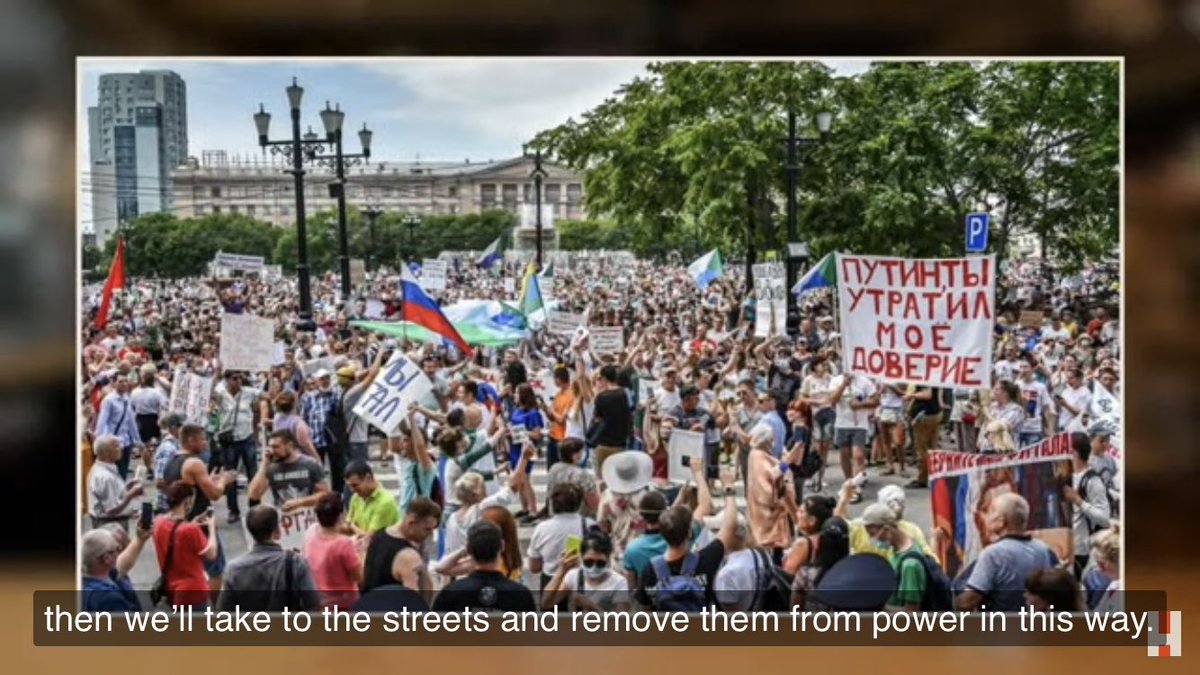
861, 503, 952, 612
1065, 431, 1112, 579
635, 474, 739, 612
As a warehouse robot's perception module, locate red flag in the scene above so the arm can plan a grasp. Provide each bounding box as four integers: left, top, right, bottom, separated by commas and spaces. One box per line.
94, 238, 126, 330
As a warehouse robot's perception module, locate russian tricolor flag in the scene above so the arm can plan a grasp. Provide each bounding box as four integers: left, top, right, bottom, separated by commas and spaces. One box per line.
476, 237, 502, 269
400, 266, 473, 356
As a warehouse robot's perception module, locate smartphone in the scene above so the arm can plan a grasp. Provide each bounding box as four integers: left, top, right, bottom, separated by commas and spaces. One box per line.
564, 535, 582, 557
139, 502, 153, 531
850, 471, 868, 488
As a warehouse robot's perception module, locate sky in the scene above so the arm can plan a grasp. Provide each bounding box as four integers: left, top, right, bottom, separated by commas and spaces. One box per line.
78, 58, 871, 229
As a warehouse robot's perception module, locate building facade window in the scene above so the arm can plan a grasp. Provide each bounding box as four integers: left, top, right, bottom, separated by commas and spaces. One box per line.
502, 183, 518, 207
545, 183, 561, 204
567, 183, 583, 205
480, 184, 497, 208
211, 186, 222, 198
524, 183, 532, 202
448, 185, 458, 198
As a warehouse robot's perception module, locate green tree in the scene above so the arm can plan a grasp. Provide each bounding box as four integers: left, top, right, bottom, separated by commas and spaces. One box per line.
103, 212, 282, 278
556, 218, 632, 251
533, 60, 1118, 270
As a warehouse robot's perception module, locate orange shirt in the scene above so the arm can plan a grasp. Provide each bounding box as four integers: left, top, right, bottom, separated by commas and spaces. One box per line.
550, 389, 575, 441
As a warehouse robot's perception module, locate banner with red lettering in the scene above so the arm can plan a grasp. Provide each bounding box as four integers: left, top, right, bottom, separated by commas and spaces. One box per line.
928, 434, 1073, 579
836, 253, 995, 389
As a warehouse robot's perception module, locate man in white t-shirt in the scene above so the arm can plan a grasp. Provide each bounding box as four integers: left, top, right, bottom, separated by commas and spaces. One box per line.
1041, 317, 1071, 342
656, 367, 682, 412
1055, 368, 1092, 433
829, 372, 878, 504
710, 511, 760, 611
1016, 361, 1055, 447
993, 345, 1023, 383
527, 483, 596, 587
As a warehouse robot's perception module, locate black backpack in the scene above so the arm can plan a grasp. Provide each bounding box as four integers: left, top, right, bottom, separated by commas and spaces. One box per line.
750, 548, 794, 612
895, 549, 954, 612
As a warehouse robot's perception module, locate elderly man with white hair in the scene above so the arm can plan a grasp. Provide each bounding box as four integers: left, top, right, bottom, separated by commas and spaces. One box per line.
81, 528, 141, 613
835, 482, 935, 562
956, 492, 1059, 612
87, 435, 144, 530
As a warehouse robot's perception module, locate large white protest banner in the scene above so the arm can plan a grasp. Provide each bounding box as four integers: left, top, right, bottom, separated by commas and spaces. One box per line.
422, 259, 448, 290
837, 253, 995, 389
589, 326, 625, 354
548, 310, 586, 335
666, 429, 706, 483
272, 341, 287, 366
244, 506, 315, 552
219, 313, 276, 373
169, 371, 214, 425
352, 352, 434, 434
753, 263, 787, 338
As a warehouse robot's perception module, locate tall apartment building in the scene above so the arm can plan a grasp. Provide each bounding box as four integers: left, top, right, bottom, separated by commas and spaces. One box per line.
171, 153, 586, 225
87, 70, 188, 249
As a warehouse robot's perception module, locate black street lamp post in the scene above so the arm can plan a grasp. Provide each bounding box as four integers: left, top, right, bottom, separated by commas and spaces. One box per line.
784, 110, 832, 332
254, 77, 323, 332
523, 145, 547, 270
362, 199, 383, 272
304, 102, 372, 300
403, 213, 420, 265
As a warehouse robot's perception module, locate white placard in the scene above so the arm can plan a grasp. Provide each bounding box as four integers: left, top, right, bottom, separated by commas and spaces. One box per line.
244, 506, 315, 552
213, 251, 265, 272
301, 356, 337, 378
365, 298, 388, 320
666, 429, 706, 483
168, 371, 213, 425
530, 371, 559, 400
638, 378, 660, 403
352, 352, 434, 434
753, 263, 787, 338
837, 253, 995, 389
509, 425, 530, 448
503, 277, 516, 295
589, 326, 625, 354
272, 341, 287, 366
422, 259, 448, 291
548, 310, 586, 335
219, 313, 276, 373
349, 259, 367, 286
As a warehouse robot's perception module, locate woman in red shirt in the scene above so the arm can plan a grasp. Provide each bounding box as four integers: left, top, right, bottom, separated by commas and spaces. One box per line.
153, 482, 217, 607
304, 492, 362, 609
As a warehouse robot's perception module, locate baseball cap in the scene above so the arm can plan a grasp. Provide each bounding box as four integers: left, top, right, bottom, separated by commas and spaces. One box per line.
314, 369, 332, 380
861, 503, 899, 527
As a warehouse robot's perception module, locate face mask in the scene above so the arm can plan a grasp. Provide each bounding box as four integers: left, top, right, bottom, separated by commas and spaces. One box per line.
870, 537, 891, 552
583, 563, 609, 580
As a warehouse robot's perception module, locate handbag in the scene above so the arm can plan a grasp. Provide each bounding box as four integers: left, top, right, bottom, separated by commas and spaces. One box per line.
150, 519, 183, 606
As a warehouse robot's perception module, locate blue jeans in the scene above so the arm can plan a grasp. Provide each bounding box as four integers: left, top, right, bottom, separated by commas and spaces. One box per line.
545, 439, 560, 471
116, 444, 134, 480
219, 437, 258, 515
1018, 432, 1045, 449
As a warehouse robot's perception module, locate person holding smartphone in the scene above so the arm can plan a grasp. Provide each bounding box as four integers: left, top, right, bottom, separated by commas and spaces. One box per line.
153, 482, 219, 607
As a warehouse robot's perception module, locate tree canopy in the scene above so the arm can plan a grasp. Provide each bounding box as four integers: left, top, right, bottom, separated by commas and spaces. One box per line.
531, 60, 1118, 271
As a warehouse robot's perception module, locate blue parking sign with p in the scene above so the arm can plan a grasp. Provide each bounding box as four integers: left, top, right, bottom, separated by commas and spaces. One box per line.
966, 213, 989, 252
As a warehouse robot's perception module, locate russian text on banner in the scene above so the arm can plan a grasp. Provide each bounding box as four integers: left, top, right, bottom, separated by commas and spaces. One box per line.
352, 352, 434, 434
836, 253, 995, 389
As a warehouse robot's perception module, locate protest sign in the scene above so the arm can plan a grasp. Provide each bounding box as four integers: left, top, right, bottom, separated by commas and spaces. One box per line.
836, 253, 995, 389
1018, 310, 1045, 330
503, 277, 516, 294
218, 313, 275, 373
272, 341, 287, 366
666, 429, 706, 483
928, 434, 1073, 578
213, 251, 265, 272
301, 356, 336, 378
753, 263, 787, 338
364, 298, 388, 320
352, 352, 433, 434
168, 371, 213, 425
548, 310, 586, 335
422, 259, 448, 291
638, 378, 660, 403
529, 371, 558, 400
262, 264, 283, 281
243, 506, 315, 552
589, 326, 625, 354
350, 259, 367, 287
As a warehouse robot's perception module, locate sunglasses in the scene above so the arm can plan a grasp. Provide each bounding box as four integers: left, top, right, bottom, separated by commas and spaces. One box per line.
581, 558, 607, 569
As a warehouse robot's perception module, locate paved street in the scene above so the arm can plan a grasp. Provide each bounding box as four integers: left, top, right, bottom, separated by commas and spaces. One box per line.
122, 432, 941, 591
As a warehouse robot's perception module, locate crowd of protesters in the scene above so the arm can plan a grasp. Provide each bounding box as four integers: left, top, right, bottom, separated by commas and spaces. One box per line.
81, 251, 1122, 614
